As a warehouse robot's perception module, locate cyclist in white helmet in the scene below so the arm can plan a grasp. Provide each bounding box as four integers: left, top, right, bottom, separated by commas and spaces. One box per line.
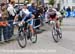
46, 5, 60, 29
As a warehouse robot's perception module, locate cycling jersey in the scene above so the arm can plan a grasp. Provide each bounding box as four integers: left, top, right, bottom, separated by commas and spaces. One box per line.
21, 8, 33, 26
47, 8, 57, 19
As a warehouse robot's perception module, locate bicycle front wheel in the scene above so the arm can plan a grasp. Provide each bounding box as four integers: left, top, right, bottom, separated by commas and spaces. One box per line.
52, 27, 59, 43
17, 31, 27, 48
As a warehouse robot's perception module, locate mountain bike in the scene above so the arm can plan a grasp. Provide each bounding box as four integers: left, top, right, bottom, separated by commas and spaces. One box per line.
50, 19, 62, 43
14, 19, 37, 48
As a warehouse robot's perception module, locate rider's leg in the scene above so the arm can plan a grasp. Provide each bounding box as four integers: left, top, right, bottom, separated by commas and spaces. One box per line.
29, 19, 34, 35
56, 19, 60, 32
29, 20, 36, 41
54, 17, 60, 29
30, 25, 34, 34
30, 14, 35, 34
56, 21, 60, 28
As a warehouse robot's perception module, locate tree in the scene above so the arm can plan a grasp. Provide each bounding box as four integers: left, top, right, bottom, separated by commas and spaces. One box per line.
49, 0, 55, 6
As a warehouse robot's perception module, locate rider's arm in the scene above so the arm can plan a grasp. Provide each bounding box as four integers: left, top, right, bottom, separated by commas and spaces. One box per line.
21, 16, 27, 22
21, 14, 35, 22
30, 14, 35, 19
46, 9, 50, 18
56, 11, 62, 18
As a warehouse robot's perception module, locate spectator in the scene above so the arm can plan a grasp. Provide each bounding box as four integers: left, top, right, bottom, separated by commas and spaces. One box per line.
66, 6, 71, 12
38, 5, 45, 25
28, 3, 37, 16
7, 0, 16, 37
0, 13, 2, 41
66, 6, 71, 17
28, 3, 41, 30
0, 3, 9, 42
63, 6, 66, 10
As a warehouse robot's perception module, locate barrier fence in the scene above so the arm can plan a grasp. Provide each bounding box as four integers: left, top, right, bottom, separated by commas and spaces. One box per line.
0, 19, 41, 42
65, 11, 75, 17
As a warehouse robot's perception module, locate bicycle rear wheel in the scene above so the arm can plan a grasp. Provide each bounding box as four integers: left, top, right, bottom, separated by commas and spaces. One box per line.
30, 29, 37, 43
58, 28, 62, 39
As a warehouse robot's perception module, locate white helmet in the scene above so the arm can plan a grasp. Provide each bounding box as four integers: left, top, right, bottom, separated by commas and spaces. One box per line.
49, 5, 52, 8
25, 1, 28, 3
25, 1, 28, 4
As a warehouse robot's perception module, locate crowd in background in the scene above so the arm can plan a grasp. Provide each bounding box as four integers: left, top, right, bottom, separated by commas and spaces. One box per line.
62, 6, 75, 17
0, 0, 16, 42
0, 0, 48, 43
0, 0, 66, 43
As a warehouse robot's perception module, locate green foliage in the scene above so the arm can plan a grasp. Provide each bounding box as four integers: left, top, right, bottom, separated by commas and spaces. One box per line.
49, 0, 55, 6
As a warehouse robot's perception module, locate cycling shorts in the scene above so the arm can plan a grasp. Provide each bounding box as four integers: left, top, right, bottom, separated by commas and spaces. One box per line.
50, 13, 56, 19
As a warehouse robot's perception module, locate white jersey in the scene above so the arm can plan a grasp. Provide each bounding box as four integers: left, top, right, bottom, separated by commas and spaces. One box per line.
47, 8, 57, 13
22, 9, 31, 16
46, 8, 62, 17
47, 8, 56, 16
